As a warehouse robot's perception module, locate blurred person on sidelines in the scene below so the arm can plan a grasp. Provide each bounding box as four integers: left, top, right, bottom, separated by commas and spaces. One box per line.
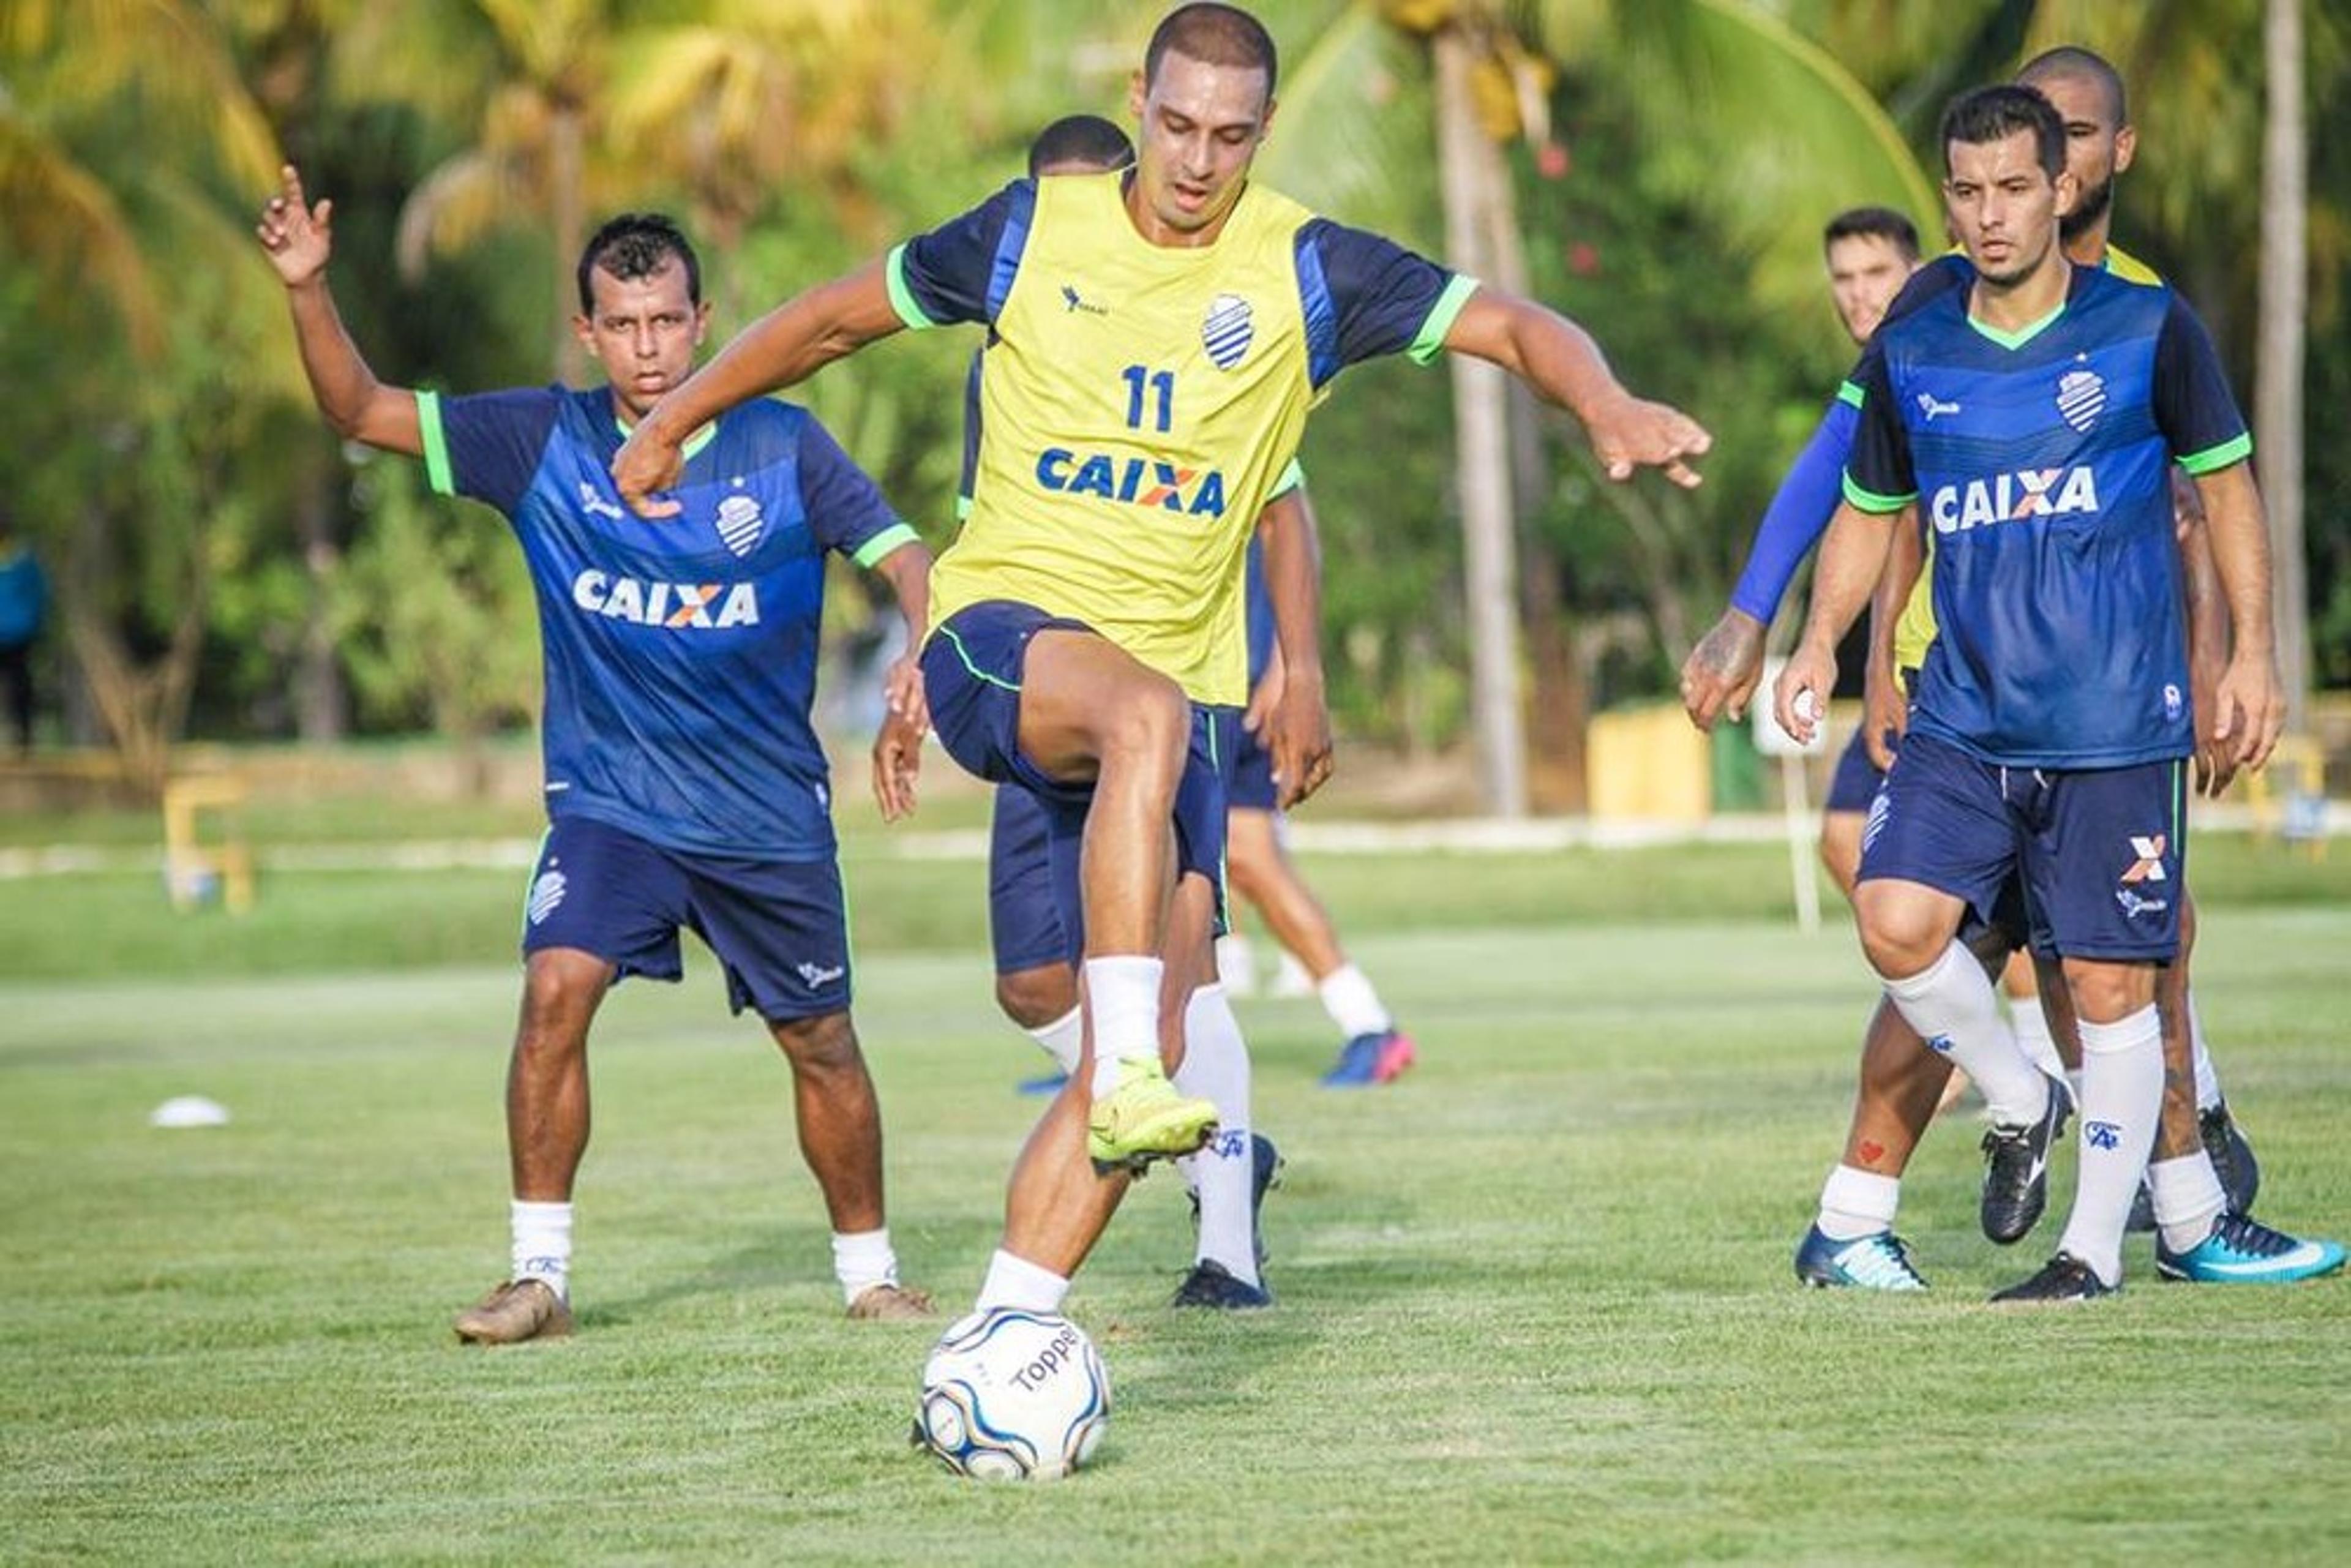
258, 167, 937, 1343
0, 506, 48, 757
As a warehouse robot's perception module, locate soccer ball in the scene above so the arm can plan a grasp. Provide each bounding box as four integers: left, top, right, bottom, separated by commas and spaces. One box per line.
913, 1307, 1111, 1481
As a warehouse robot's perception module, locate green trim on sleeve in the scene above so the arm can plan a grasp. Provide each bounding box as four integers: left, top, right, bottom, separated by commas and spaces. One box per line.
1841, 473, 1916, 514
1268, 457, 1305, 498
1837, 380, 1864, 410
2176, 431, 2252, 476
852, 522, 921, 568
416, 391, 455, 495
1406, 274, 1481, 364
884, 244, 937, 331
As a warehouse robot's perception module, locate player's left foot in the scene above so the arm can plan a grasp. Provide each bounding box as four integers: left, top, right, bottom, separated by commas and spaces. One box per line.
1978, 1071, 2072, 1245
2200, 1100, 2261, 1215
847, 1283, 939, 1321
1170, 1258, 1273, 1310
1793, 1225, 1929, 1291
1319, 1028, 1417, 1087
1989, 1251, 2115, 1304
1188, 1131, 1285, 1266
2154, 1212, 2345, 1285
1087, 1059, 1218, 1169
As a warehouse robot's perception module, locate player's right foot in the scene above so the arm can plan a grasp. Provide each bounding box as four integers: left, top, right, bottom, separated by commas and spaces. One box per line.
1188, 1131, 1285, 1266
1319, 1028, 1417, 1087
1978, 1071, 2072, 1245
1989, 1251, 2115, 1304
1086, 1059, 1218, 1169
1169, 1258, 1273, 1310
2154, 1212, 2345, 1285
1793, 1225, 1929, 1291
2200, 1100, 2261, 1215
453, 1278, 572, 1345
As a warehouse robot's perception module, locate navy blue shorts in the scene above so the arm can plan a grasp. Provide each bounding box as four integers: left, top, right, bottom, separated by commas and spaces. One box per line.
928, 601, 1234, 956
988, 785, 1079, 976
521, 816, 852, 1021
1225, 723, 1278, 812
1858, 730, 2185, 961
1824, 724, 1891, 814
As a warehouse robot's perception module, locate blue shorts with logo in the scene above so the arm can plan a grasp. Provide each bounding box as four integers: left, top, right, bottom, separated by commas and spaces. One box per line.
1824, 723, 1891, 814
1858, 729, 2185, 962
522, 816, 851, 1021
926, 601, 1235, 967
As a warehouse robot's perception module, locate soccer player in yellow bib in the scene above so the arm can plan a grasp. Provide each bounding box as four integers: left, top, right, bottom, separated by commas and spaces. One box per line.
615, 3, 1709, 1321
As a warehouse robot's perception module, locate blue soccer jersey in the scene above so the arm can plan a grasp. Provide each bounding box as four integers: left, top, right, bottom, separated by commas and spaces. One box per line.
1843, 264, 2249, 768
418, 386, 915, 858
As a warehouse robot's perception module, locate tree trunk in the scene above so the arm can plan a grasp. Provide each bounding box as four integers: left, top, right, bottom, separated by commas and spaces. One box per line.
550, 102, 588, 383
293, 449, 348, 741
2257, 0, 2309, 732
1433, 24, 1528, 817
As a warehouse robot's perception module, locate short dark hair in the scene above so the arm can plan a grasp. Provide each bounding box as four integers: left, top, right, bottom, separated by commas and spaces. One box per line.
1822, 206, 1920, 261
1938, 84, 2064, 182
1145, 4, 1278, 99
1028, 114, 1136, 176
576, 214, 700, 315
2017, 45, 2128, 127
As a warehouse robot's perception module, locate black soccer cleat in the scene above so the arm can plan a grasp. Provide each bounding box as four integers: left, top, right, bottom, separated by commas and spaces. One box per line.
1170, 1258, 1274, 1310
2200, 1100, 2261, 1215
1979, 1071, 2073, 1245
1990, 1251, 2117, 1304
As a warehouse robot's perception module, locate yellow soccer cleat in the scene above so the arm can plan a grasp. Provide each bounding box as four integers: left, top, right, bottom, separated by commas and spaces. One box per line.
1087, 1059, 1219, 1170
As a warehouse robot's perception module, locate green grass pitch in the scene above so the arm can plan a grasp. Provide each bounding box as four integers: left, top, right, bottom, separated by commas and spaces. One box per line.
2, 844, 2345, 1563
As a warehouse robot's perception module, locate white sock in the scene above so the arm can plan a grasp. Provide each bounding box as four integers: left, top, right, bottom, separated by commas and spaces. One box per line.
2009, 996, 2064, 1079
1816, 1165, 1901, 1242
2055, 1005, 2164, 1286
1216, 934, 1258, 996
975, 1248, 1070, 1314
511, 1199, 573, 1300
1025, 1006, 1084, 1075
1172, 985, 1259, 1285
1881, 942, 2049, 1127
1084, 955, 1163, 1100
2184, 988, 2224, 1111
2148, 1152, 2229, 1255
1317, 962, 1393, 1041
831, 1228, 901, 1306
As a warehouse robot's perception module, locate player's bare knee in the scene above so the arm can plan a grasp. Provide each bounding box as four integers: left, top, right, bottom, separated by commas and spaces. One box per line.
770, 1010, 866, 1077
1100, 678, 1189, 778
996, 967, 1076, 1032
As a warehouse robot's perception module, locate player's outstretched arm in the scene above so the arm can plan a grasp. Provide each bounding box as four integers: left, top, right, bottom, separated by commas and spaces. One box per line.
255, 164, 422, 456
1774, 500, 1894, 746
2192, 461, 2285, 773
613, 260, 904, 517
1258, 487, 1333, 809
1441, 290, 1711, 489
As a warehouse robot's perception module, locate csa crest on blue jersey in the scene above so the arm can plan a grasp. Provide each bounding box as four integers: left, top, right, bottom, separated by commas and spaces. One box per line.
1202, 293, 1254, 369
714, 491, 767, 558
2056, 366, 2105, 432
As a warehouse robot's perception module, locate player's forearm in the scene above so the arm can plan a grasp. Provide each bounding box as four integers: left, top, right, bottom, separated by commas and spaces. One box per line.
2196, 465, 2276, 659
1798, 502, 1895, 653
1869, 508, 1923, 673
1259, 489, 1325, 687
2175, 490, 2231, 666
639, 262, 902, 447
876, 542, 934, 650
285, 278, 419, 452
1453, 291, 1619, 424
1730, 399, 1859, 623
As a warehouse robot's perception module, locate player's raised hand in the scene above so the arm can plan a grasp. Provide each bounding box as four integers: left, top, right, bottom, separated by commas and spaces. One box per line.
612, 421, 686, 519
1679, 608, 1764, 730
1585, 390, 1711, 490
1772, 642, 1835, 749
256, 164, 332, 287
870, 707, 926, 823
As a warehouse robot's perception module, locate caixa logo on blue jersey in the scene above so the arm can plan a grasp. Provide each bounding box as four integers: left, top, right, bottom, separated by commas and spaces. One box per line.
1929, 465, 2100, 535
1034, 449, 1228, 517
571, 569, 759, 628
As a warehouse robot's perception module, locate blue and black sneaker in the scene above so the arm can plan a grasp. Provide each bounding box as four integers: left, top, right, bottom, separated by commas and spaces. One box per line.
2201, 1101, 2261, 1215
1990, 1251, 2115, 1304
1979, 1071, 2073, 1245
2155, 1211, 2345, 1285
1793, 1225, 1929, 1291
1170, 1258, 1273, 1310
1320, 1028, 1417, 1087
